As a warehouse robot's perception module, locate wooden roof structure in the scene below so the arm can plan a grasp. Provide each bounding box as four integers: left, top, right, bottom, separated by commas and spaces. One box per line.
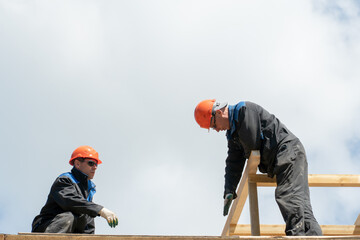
221, 151, 360, 236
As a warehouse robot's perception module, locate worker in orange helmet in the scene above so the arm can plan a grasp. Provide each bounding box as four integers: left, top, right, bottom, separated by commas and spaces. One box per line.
194, 100, 322, 236
32, 146, 118, 233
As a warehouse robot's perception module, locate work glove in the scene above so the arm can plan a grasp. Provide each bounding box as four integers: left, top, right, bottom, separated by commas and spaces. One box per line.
223, 193, 234, 216
99, 207, 119, 228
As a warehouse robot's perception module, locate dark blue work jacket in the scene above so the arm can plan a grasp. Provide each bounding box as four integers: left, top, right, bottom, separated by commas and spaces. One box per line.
224, 101, 297, 197
32, 167, 103, 233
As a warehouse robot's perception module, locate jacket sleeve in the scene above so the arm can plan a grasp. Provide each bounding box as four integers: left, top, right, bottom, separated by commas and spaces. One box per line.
50, 177, 103, 218
224, 137, 246, 199
237, 103, 262, 156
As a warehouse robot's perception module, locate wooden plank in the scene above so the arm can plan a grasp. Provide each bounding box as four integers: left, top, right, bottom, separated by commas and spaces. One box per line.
230, 224, 360, 236
247, 151, 260, 236
248, 174, 276, 186
221, 151, 260, 237
249, 174, 360, 187
247, 151, 260, 175
354, 214, 360, 225
6, 234, 360, 240
221, 165, 249, 236
230, 224, 284, 236
248, 182, 260, 236
321, 225, 360, 235
5, 234, 231, 240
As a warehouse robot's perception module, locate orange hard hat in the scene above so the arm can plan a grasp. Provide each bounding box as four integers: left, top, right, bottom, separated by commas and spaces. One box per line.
194, 99, 216, 129
69, 145, 102, 166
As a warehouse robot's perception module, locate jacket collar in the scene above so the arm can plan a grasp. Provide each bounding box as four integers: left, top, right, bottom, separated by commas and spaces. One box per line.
71, 167, 89, 184
226, 101, 246, 140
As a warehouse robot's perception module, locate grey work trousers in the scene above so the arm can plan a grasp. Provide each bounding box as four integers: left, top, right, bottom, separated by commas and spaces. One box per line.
32, 212, 88, 233
273, 139, 322, 236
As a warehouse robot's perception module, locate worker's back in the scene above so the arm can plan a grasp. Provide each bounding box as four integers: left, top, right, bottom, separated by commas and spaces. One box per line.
227, 101, 297, 176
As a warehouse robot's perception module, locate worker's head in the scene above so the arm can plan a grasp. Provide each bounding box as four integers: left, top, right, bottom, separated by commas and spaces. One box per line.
69, 146, 102, 179
194, 99, 229, 132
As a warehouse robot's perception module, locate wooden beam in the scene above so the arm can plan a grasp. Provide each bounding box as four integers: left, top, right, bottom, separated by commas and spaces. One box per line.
247, 151, 260, 175
321, 225, 360, 235
230, 224, 360, 236
249, 174, 360, 187
248, 182, 260, 236
8, 233, 360, 240
248, 174, 276, 186
6, 234, 227, 240
230, 224, 284, 236
221, 164, 249, 236
6, 234, 237, 240
354, 214, 360, 225
247, 151, 260, 235
221, 151, 260, 236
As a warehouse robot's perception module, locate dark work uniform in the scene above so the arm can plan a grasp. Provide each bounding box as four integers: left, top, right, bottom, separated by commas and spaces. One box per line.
224, 101, 322, 236
32, 167, 103, 234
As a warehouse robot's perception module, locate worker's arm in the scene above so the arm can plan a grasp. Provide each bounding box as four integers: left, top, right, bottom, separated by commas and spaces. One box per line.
52, 177, 118, 227
236, 102, 262, 154
224, 138, 246, 198
52, 177, 104, 217
223, 138, 246, 216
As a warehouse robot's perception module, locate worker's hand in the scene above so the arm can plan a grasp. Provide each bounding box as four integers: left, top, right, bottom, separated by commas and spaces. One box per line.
99, 207, 119, 228
223, 193, 234, 216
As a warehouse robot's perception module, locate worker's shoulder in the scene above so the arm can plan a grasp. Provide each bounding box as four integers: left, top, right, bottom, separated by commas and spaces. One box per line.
240, 101, 263, 114
244, 101, 261, 108
53, 172, 78, 185
244, 101, 272, 114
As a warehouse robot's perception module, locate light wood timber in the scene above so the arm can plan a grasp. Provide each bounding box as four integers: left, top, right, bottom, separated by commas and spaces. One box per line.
248, 174, 360, 187
228, 178, 248, 226
221, 163, 249, 236
248, 151, 260, 236
221, 151, 260, 237
230, 224, 284, 236
248, 182, 260, 236
4, 234, 233, 240
230, 224, 360, 236
7, 233, 360, 240
354, 214, 360, 225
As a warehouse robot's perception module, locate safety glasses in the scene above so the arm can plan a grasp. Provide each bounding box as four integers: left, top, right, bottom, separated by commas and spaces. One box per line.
210, 102, 220, 130
86, 160, 98, 167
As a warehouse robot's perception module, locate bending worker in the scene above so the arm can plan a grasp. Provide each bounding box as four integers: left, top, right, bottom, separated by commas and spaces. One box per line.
194, 100, 322, 236
32, 145, 118, 233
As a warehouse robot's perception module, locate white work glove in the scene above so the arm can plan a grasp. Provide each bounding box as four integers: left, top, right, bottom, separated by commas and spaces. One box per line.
99, 207, 119, 228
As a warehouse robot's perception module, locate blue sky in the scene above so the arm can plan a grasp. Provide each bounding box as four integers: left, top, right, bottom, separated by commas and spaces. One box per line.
1, 0, 360, 236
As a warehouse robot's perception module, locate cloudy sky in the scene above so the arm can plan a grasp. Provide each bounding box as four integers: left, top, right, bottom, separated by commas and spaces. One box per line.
1, 0, 360, 236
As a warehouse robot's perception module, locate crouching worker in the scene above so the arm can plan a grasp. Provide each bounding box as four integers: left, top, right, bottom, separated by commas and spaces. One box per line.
32, 146, 118, 234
